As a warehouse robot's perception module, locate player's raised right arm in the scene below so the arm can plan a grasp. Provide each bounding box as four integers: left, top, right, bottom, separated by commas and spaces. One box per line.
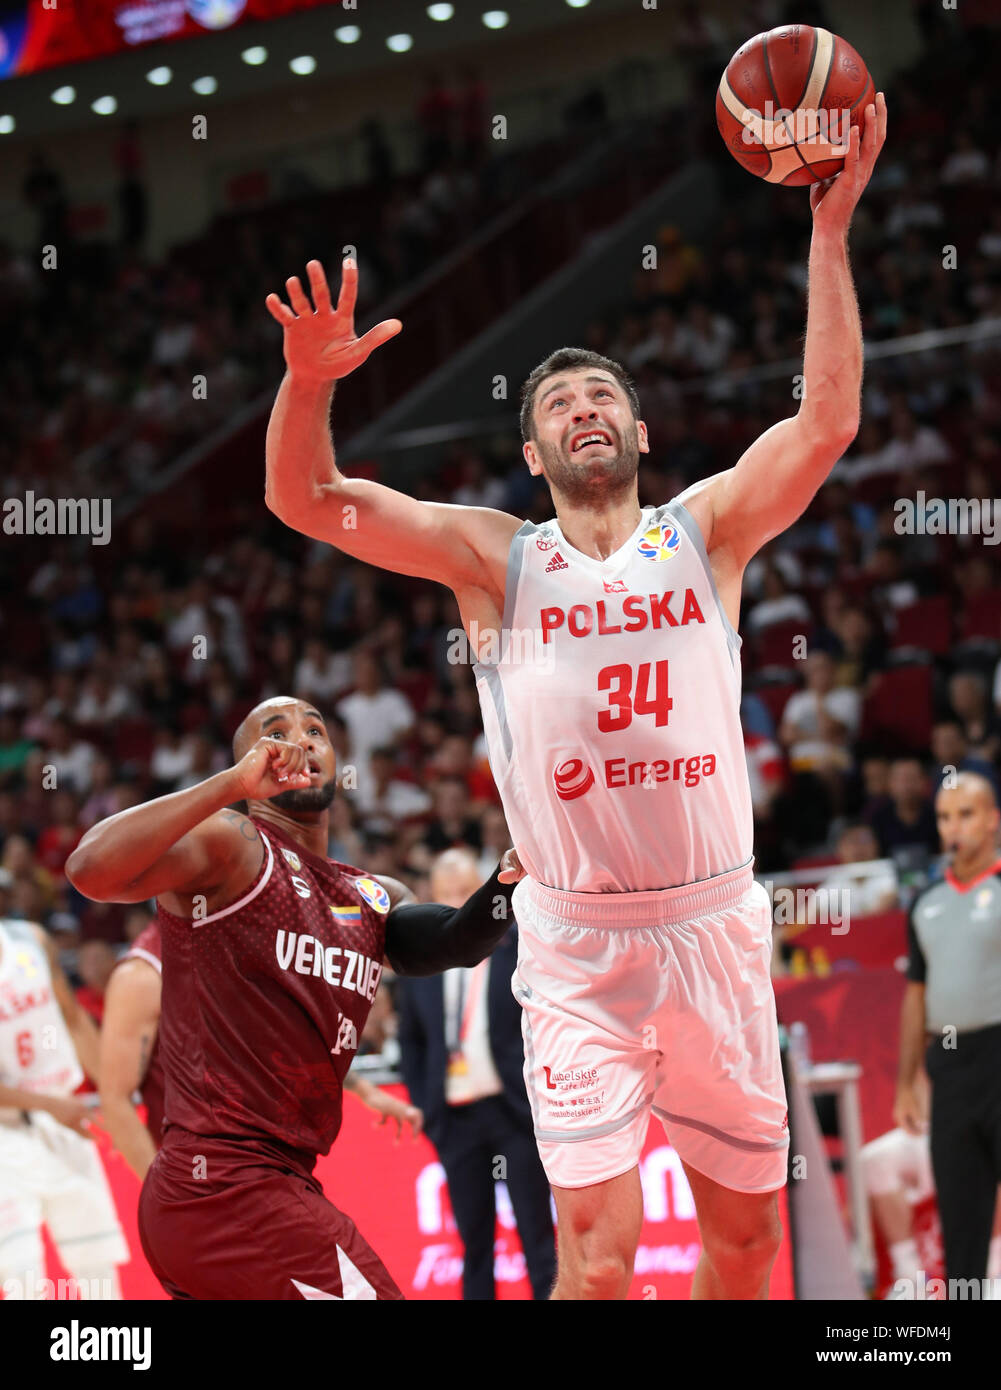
66, 738, 309, 904
264, 259, 512, 586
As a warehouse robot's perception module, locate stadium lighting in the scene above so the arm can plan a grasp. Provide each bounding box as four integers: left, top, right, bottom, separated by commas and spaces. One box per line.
241, 46, 268, 65
289, 55, 317, 75
386, 34, 413, 52
192, 76, 218, 95
427, 3, 455, 18
146, 66, 172, 86
51, 86, 76, 105
482, 10, 509, 27
0, 115, 14, 134
334, 26, 361, 43
91, 95, 118, 116
565, 0, 591, 7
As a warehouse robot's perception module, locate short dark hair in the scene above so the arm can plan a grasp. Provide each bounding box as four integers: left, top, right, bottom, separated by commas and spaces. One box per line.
519, 348, 640, 443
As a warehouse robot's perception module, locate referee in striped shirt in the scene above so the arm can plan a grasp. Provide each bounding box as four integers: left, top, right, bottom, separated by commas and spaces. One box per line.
895, 772, 1001, 1288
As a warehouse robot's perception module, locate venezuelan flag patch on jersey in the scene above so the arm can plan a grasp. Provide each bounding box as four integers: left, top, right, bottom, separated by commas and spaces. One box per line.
637, 520, 680, 562
353, 876, 391, 914
330, 903, 362, 926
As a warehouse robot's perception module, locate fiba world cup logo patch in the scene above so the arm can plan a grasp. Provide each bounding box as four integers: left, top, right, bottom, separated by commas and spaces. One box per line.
187, 0, 247, 31
637, 521, 680, 562
353, 876, 391, 914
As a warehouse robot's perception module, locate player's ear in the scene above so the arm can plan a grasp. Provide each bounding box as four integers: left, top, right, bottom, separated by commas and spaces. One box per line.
637, 419, 650, 454
523, 440, 542, 476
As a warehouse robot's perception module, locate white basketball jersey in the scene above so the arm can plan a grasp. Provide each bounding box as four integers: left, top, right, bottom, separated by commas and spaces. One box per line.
0, 919, 83, 1119
474, 500, 753, 891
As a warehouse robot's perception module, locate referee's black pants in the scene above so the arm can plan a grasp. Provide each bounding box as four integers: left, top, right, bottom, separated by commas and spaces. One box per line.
926, 1021, 1001, 1290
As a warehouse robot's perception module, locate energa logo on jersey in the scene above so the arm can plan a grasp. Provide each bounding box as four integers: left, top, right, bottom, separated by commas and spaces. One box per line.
553, 758, 595, 802
637, 521, 680, 562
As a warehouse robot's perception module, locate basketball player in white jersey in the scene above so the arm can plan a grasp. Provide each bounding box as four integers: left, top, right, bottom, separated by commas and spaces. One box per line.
264, 95, 886, 1299
0, 919, 128, 1299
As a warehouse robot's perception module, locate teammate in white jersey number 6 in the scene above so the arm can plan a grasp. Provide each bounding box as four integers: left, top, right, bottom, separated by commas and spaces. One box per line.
263, 93, 886, 1304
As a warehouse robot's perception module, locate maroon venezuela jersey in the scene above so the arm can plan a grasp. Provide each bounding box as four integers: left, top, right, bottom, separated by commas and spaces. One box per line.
120, 921, 166, 1146
155, 818, 390, 1166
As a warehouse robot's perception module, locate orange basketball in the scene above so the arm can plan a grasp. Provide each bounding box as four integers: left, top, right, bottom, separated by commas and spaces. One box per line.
716, 25, 874, 185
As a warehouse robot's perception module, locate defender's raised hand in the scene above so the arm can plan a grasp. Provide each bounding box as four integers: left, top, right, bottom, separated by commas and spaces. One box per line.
265, 258, 402, 383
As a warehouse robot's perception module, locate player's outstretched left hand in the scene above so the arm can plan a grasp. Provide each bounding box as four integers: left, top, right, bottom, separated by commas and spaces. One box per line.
497, 848, 526, 884
367, 1090, 424, 1141
810, 91, 886, 230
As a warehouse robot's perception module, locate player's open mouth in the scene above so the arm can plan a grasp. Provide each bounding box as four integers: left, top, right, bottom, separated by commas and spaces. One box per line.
307, 759, 321, 775
570, 430, 613, 452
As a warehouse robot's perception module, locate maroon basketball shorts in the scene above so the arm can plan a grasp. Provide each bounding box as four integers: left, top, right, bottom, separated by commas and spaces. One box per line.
138, 1130, 403, 1300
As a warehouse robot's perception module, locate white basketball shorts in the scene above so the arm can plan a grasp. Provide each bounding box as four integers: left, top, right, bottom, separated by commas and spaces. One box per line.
0, 1109, 128, 1284
511, 863, 789, 1193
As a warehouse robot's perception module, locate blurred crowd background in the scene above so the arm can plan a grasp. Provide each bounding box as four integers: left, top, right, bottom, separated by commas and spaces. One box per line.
0, 2, 999, 1056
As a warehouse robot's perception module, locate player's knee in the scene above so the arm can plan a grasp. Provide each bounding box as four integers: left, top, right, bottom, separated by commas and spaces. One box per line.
704, 1211, 782, 1279
572, 1250, 632, 1299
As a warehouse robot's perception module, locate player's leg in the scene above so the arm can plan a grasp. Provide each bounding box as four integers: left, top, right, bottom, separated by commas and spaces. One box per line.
682, 1162, 782, 1300
140, 1144, 404, 1299
485, 1099, 556, 1299
36, 1112, 127, 1299
551, 1166, 644, 1300
0, 1148, 46, 1300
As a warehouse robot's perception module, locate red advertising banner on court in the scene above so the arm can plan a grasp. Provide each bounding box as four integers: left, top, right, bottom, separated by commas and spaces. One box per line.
0, 0, 339, 79
40, 1086, 793, 1300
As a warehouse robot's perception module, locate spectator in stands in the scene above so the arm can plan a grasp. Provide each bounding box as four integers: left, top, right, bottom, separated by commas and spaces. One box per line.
816, 824, 899, 919
40, 718, 97, 796
948, 670, 1000, 763
746, 561, 813, 636
867, 758, 940, 859
354, 746, 432, 822
779, 650, 860, 776
334, 650, 415, 791
864, 542, 920, 612
828, 606, 885, 690
422, 778, 482, 856
34, 790, 83, 881
930, 720, 999, 796
0, 709, 35, 787
75, 939, 118, 1021
294, 636, 351, 705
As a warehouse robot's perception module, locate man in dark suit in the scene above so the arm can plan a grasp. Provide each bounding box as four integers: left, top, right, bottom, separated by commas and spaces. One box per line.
397, 849, 556, 1300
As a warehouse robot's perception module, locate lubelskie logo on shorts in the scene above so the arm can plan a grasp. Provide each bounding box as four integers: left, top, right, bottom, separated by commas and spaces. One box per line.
544, 1064, 599, 1089
50, 1320, 151, 1370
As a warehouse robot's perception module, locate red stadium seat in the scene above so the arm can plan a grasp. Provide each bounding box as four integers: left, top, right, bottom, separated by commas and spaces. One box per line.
889, 596, 952, 656
960, 590, 1001, 642
752, 620, 812, 668
753, 678, 800, 726
860, 665, 933, 753
112, 719, 156, 766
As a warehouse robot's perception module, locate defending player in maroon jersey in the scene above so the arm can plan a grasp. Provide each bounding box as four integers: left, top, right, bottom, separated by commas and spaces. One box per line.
68, 696, 522, 1300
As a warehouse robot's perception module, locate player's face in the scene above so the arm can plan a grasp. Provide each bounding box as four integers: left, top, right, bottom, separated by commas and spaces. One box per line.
258, 702, 337, 813
935, 787, 1000, 860
524, 371, 648, 505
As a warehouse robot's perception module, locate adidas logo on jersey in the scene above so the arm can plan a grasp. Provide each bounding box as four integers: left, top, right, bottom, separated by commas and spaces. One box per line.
545, 551, 569, 573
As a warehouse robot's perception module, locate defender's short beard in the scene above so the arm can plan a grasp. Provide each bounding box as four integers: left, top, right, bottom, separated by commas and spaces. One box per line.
270, 778, 337, 813
537, 420, 640, 506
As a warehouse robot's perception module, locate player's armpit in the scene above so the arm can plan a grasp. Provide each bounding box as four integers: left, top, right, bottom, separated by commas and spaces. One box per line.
695, 413, 858, 570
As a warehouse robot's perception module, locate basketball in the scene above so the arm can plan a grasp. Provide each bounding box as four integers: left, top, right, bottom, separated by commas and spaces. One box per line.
716, 25, 874, 185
